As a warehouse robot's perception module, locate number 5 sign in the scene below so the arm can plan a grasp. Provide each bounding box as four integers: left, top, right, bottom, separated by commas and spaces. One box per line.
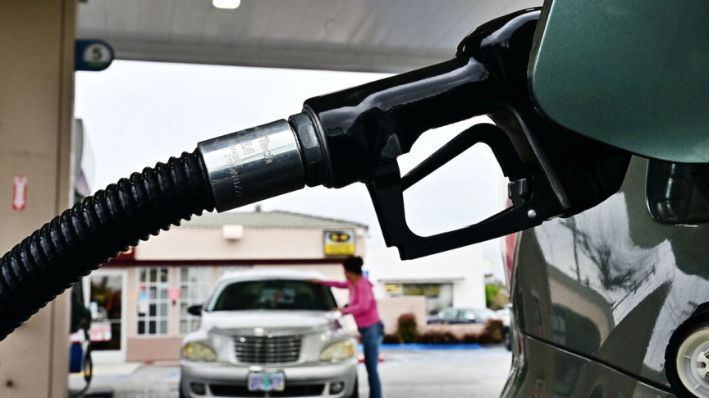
75, 39, 114, 72
12, 176, 28, 211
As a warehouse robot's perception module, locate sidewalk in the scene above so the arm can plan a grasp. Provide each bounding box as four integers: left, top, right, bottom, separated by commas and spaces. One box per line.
68, 345, 511, 398
69, 362, 180, 398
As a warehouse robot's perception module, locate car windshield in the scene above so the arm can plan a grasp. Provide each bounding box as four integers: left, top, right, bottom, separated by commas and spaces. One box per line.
210, 279, 337, 311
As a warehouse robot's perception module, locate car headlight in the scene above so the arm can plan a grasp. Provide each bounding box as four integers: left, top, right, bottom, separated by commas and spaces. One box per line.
182, 342, 217, 362
320, 339, 355, 362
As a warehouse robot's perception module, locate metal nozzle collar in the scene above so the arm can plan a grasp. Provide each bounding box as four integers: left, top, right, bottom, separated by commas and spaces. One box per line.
198, 120, 305, 212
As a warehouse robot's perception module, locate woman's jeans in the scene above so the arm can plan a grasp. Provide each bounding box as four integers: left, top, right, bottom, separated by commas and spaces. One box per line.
359, 321, 384, 398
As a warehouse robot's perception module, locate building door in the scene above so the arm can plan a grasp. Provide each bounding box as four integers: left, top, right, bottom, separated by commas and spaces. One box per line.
85, 270, 126, 362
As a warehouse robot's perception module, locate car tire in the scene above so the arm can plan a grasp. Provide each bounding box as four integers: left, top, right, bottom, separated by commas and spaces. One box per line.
504, 328, 512, 351
178, 378, 187, 398
347, 375, 359, 398
666, 309, 709, 398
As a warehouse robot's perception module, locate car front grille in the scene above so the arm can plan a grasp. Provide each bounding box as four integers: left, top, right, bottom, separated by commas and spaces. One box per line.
233, 335, 302, 364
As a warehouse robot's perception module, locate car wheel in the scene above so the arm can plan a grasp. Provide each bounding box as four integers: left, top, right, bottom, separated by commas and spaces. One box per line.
178, 378, 187, 398
666, 312, 709, 398
504, 329, 512, 351
347, 375, 359, 398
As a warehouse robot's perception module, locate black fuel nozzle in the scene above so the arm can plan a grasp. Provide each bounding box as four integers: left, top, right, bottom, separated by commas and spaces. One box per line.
201, 7, 627, 260
0, 8, 630, 340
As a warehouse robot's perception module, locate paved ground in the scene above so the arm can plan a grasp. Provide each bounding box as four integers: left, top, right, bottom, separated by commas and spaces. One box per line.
70, 346, 511, 398
370, 347, 511, 398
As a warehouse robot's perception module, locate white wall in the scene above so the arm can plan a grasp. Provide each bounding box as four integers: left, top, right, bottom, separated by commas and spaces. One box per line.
452, 269, 487, 309
378, 296, 427, 334
372, 244, 488, 310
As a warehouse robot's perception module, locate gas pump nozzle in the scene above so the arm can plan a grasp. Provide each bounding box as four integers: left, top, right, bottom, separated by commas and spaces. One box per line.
199, 8, 627, 259
0, 8, 630, 339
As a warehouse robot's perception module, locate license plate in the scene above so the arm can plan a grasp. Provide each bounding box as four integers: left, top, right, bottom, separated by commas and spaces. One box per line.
247, 372, 286, 392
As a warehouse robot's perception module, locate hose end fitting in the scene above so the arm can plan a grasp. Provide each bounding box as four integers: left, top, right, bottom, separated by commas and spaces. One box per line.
198, 120, 306, 212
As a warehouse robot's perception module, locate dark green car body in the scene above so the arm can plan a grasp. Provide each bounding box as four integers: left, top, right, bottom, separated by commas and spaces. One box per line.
498, 1, 709, 394
531, 0, 709, 164
501, 156, 709, 397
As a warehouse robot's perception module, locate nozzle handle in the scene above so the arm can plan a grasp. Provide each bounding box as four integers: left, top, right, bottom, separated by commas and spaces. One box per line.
366, 123, 561, 259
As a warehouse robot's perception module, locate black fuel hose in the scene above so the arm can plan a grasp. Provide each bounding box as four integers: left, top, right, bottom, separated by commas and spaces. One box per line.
0, 150, 215, 340
0, 117, 313, 341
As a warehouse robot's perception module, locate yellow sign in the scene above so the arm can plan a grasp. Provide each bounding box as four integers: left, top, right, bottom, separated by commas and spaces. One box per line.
323, 230, 355, 256
384, 283, 403, 296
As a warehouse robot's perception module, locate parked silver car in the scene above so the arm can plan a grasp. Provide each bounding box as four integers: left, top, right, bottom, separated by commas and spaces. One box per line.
427, 307, 497, 325
180, 269, 358, 398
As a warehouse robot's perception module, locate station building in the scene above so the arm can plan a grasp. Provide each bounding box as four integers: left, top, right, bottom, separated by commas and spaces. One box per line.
85, 209, 367, 362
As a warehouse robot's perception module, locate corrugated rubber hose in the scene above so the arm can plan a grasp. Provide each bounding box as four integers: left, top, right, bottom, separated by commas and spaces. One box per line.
0, 149, 215, 340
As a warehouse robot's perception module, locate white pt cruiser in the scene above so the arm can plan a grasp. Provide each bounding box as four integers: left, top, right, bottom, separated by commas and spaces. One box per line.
180, 269, 358, 398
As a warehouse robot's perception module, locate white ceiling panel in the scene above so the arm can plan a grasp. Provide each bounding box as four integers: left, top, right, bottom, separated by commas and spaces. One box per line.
78, 0, 542, 73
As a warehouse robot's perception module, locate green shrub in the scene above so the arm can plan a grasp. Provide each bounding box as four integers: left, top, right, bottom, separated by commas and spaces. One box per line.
416, 331, 460, 344
397, 313, 418, 343
383, 333, 402, 344
485, 284, 500, 308
478, 319, 504, 344
461, 333, 480, 344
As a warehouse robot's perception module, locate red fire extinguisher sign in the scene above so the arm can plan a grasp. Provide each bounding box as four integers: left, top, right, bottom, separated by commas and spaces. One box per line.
12, 176, 28, 211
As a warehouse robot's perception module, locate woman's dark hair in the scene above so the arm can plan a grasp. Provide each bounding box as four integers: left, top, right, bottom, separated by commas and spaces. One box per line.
343, 256, 364, 275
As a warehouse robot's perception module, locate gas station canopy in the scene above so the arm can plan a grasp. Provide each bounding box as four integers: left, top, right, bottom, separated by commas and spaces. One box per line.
77, 0, 540, 73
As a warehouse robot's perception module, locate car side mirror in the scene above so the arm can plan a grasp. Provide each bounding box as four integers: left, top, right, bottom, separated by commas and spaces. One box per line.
187, 304, 203, 316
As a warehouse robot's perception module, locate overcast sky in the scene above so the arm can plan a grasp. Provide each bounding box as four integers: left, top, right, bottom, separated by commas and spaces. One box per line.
75, 60, 507, 280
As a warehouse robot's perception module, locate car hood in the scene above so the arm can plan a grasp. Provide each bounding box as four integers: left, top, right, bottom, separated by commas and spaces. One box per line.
201, 310, 337, 333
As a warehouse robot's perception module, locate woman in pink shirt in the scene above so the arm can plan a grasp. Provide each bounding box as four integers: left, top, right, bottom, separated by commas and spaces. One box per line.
316, 257, 383, 398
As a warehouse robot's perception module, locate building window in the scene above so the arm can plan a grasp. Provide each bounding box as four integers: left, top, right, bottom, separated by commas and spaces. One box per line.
179, 267, 214, 334
384, 283, 453, 315
137, 267, 170, 336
